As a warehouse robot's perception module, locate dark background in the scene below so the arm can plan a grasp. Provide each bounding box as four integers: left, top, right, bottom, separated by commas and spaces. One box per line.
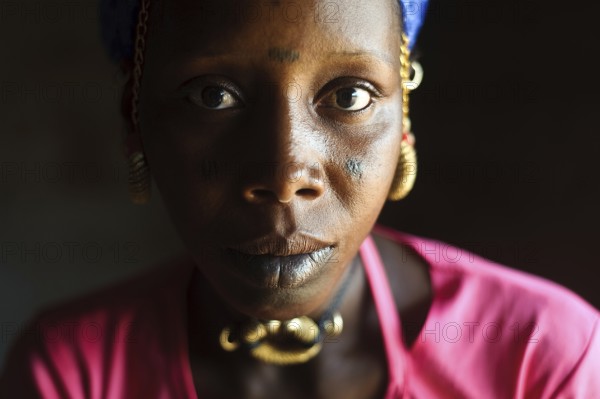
1, 0, 599, 368
381, 0, 600, 307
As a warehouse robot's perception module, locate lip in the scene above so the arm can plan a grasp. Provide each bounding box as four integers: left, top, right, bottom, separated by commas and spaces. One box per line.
223, 235, 336, 289
227, 235, 335, 256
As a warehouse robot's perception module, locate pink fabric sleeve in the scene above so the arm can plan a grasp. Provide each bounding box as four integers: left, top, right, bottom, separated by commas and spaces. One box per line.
0, 316, 65, 399
0, 260, 193, 399
372, 224, 600, 398
0, 310, 176, 399
552, 318, 600, 398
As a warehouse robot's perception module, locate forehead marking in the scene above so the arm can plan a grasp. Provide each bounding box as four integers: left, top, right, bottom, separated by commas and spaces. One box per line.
268, 47, 300, 63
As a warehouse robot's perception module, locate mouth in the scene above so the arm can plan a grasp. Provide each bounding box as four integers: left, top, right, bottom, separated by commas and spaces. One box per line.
223, 235, 337, 289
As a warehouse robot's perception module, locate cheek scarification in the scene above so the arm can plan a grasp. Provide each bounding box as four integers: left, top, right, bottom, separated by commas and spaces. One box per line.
344, 158, 364, 180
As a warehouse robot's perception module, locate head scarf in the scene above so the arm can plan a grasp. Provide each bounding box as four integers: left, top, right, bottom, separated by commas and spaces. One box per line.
99, 0, 429, 63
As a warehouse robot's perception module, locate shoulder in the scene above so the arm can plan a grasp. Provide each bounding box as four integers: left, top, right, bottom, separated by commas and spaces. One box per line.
372, 224, 600, 397
28, 254, 193, 335
0, 255, 195, 398
372, 224, 598, 325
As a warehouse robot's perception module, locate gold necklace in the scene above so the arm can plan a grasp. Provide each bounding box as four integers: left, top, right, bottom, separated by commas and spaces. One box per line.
219, 260, 357, 365
219, 312, 343, 365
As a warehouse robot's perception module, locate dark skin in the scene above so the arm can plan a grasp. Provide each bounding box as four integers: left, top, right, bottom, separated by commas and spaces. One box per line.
123, 0, 433, 397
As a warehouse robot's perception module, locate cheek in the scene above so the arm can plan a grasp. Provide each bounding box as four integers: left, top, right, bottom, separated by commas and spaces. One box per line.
138, 99, 240, 239
325, 111, 402, 213
361, 106, 403, 183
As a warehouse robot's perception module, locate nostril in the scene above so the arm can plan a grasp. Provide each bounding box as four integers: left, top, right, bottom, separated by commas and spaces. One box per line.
244, 187, 320, 204
242, 169, 325, 204
296, 188, 318, 198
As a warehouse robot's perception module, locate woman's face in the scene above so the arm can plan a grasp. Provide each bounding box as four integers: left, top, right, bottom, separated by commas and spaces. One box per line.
138, 0, 403, 320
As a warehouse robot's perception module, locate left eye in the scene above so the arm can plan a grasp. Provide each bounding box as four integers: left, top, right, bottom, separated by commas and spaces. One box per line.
189, 86, 240, 110
327, 87, 372, 111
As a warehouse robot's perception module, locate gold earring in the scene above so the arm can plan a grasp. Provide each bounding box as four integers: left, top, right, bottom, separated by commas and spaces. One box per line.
387, 33, 423, 201
128, 151, 151, 205
127, 0, 151, 205
388, 131, 417, 201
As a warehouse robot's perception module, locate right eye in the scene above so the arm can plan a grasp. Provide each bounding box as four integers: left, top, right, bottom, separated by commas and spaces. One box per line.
188, 86, 242, 110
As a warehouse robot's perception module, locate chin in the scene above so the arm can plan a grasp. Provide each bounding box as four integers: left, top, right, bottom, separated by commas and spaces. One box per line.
213, 273, 333, 321
195, 248, 341, 320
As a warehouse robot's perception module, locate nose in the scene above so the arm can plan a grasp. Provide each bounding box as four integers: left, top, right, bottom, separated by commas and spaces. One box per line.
241, 87, 326, 205
242, 161, 325, 204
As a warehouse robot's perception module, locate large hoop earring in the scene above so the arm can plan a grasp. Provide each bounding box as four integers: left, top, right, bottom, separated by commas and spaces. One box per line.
387, 32, 423, 201
127, 0, 151, 204
388, 131, 418, 201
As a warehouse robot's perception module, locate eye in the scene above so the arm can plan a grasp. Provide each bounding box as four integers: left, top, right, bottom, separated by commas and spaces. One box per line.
318, 86, 375, 112
334, 87, 371, 111
188, 86, 241, 110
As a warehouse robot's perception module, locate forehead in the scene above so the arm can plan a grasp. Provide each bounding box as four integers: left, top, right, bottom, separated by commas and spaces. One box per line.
147, 0, 401, 65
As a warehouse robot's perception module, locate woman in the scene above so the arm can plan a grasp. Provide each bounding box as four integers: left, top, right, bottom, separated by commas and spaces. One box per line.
1, 0, 598, 397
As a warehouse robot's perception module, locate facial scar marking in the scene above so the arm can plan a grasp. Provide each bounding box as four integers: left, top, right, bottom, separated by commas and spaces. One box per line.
345, 159, 364, 179
268, 47, 300, 63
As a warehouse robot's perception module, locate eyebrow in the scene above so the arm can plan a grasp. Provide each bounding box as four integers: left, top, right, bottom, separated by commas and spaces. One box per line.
178, 49, 394, 63
326, 51, 396, 68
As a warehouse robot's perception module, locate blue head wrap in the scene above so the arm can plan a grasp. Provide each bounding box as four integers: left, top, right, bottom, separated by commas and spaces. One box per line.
400, 0, 429, 50
99, 0, 429, 63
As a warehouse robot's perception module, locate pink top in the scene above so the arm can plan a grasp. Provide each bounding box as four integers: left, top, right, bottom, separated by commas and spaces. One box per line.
1, 225, 599, 398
